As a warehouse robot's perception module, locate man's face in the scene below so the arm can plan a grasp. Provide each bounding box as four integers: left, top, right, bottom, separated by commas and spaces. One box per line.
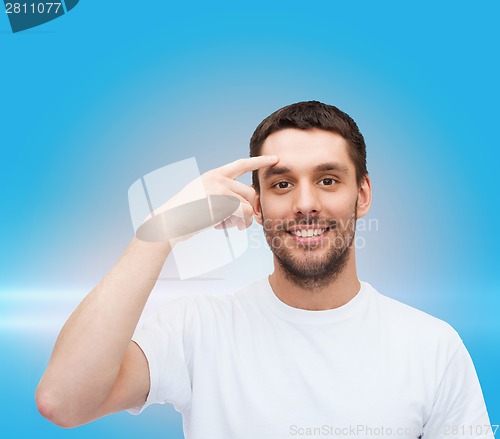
253, 128, 371, 287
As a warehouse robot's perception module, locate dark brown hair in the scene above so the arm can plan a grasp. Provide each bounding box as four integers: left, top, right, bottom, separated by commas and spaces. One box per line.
250, 101, 368, 192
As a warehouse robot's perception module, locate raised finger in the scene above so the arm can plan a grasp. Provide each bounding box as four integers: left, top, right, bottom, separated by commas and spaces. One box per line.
217, 155, 278, 180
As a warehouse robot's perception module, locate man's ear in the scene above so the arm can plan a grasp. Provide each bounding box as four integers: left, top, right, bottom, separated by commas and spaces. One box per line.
356, 174, 372, 219
252, 186, 263, 226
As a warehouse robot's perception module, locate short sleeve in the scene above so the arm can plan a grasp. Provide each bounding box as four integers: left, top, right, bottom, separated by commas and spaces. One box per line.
422, 341, 493, 438
127, 296, 196, 415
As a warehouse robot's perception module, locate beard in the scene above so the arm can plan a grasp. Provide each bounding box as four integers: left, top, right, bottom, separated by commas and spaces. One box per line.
261, 202, 357, 290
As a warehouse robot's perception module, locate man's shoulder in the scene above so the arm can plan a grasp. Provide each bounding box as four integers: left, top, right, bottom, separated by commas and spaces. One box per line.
367, 282, 462, 347
157, 277, 267, 319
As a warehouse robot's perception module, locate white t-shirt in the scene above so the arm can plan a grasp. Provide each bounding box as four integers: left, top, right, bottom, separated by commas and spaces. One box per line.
128, 277, 492, 439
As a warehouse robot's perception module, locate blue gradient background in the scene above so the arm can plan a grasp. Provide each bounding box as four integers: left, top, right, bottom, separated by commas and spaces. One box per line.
0, 1, 498, 438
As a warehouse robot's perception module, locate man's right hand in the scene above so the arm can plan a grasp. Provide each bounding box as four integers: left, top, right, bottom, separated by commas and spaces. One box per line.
141, 155, 279, 242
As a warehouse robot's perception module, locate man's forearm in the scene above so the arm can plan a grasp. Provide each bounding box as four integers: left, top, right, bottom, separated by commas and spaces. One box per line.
36, 236, 171, 420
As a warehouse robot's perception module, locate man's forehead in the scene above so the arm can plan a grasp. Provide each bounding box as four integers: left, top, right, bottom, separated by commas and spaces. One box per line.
258, 128, 355, 180
262, 127, 348, 147
262, 128, 350, 158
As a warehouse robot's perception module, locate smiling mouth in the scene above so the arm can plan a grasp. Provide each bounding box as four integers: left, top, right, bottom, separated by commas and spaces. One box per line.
287, 227, 331, 238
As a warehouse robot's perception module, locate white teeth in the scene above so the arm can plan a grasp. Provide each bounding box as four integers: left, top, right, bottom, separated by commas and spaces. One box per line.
292, 228, 326, 237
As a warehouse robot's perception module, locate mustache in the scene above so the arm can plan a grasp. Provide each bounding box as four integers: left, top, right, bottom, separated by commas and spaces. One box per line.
284, 217, 338, 229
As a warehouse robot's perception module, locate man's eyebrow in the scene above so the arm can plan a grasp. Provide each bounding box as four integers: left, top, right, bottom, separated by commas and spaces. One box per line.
262, 162, 349, 180
262, 166, 291, 180
314, 162, 350, 174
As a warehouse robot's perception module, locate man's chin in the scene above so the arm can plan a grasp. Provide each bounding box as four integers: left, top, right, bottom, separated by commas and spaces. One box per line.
270, 239, 353, 287
276, 251, 336, 274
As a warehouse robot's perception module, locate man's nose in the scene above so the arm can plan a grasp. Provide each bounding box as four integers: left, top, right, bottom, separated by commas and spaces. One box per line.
292, 184, 321, 215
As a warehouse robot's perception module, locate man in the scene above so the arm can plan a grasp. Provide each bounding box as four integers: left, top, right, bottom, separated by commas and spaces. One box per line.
36, 101, 492, 438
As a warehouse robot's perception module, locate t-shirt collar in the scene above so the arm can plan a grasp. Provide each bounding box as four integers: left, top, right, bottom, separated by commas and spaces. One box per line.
258, 275, 371, 325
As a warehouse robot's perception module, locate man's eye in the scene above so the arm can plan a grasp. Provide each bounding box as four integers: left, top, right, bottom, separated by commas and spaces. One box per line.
319, 178, 335, 186
274, 181, 291, 189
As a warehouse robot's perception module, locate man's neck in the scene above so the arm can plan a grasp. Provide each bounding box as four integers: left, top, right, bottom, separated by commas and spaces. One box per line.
268, 251, 360, 311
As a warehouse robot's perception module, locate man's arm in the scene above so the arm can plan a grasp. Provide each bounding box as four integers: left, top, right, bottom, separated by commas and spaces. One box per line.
35, 237, 171, 428
35, 155, 279, 428
422, 341, 493, 438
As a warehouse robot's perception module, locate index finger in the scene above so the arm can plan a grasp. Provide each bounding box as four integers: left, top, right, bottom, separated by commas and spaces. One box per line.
218, 155, 279, 180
